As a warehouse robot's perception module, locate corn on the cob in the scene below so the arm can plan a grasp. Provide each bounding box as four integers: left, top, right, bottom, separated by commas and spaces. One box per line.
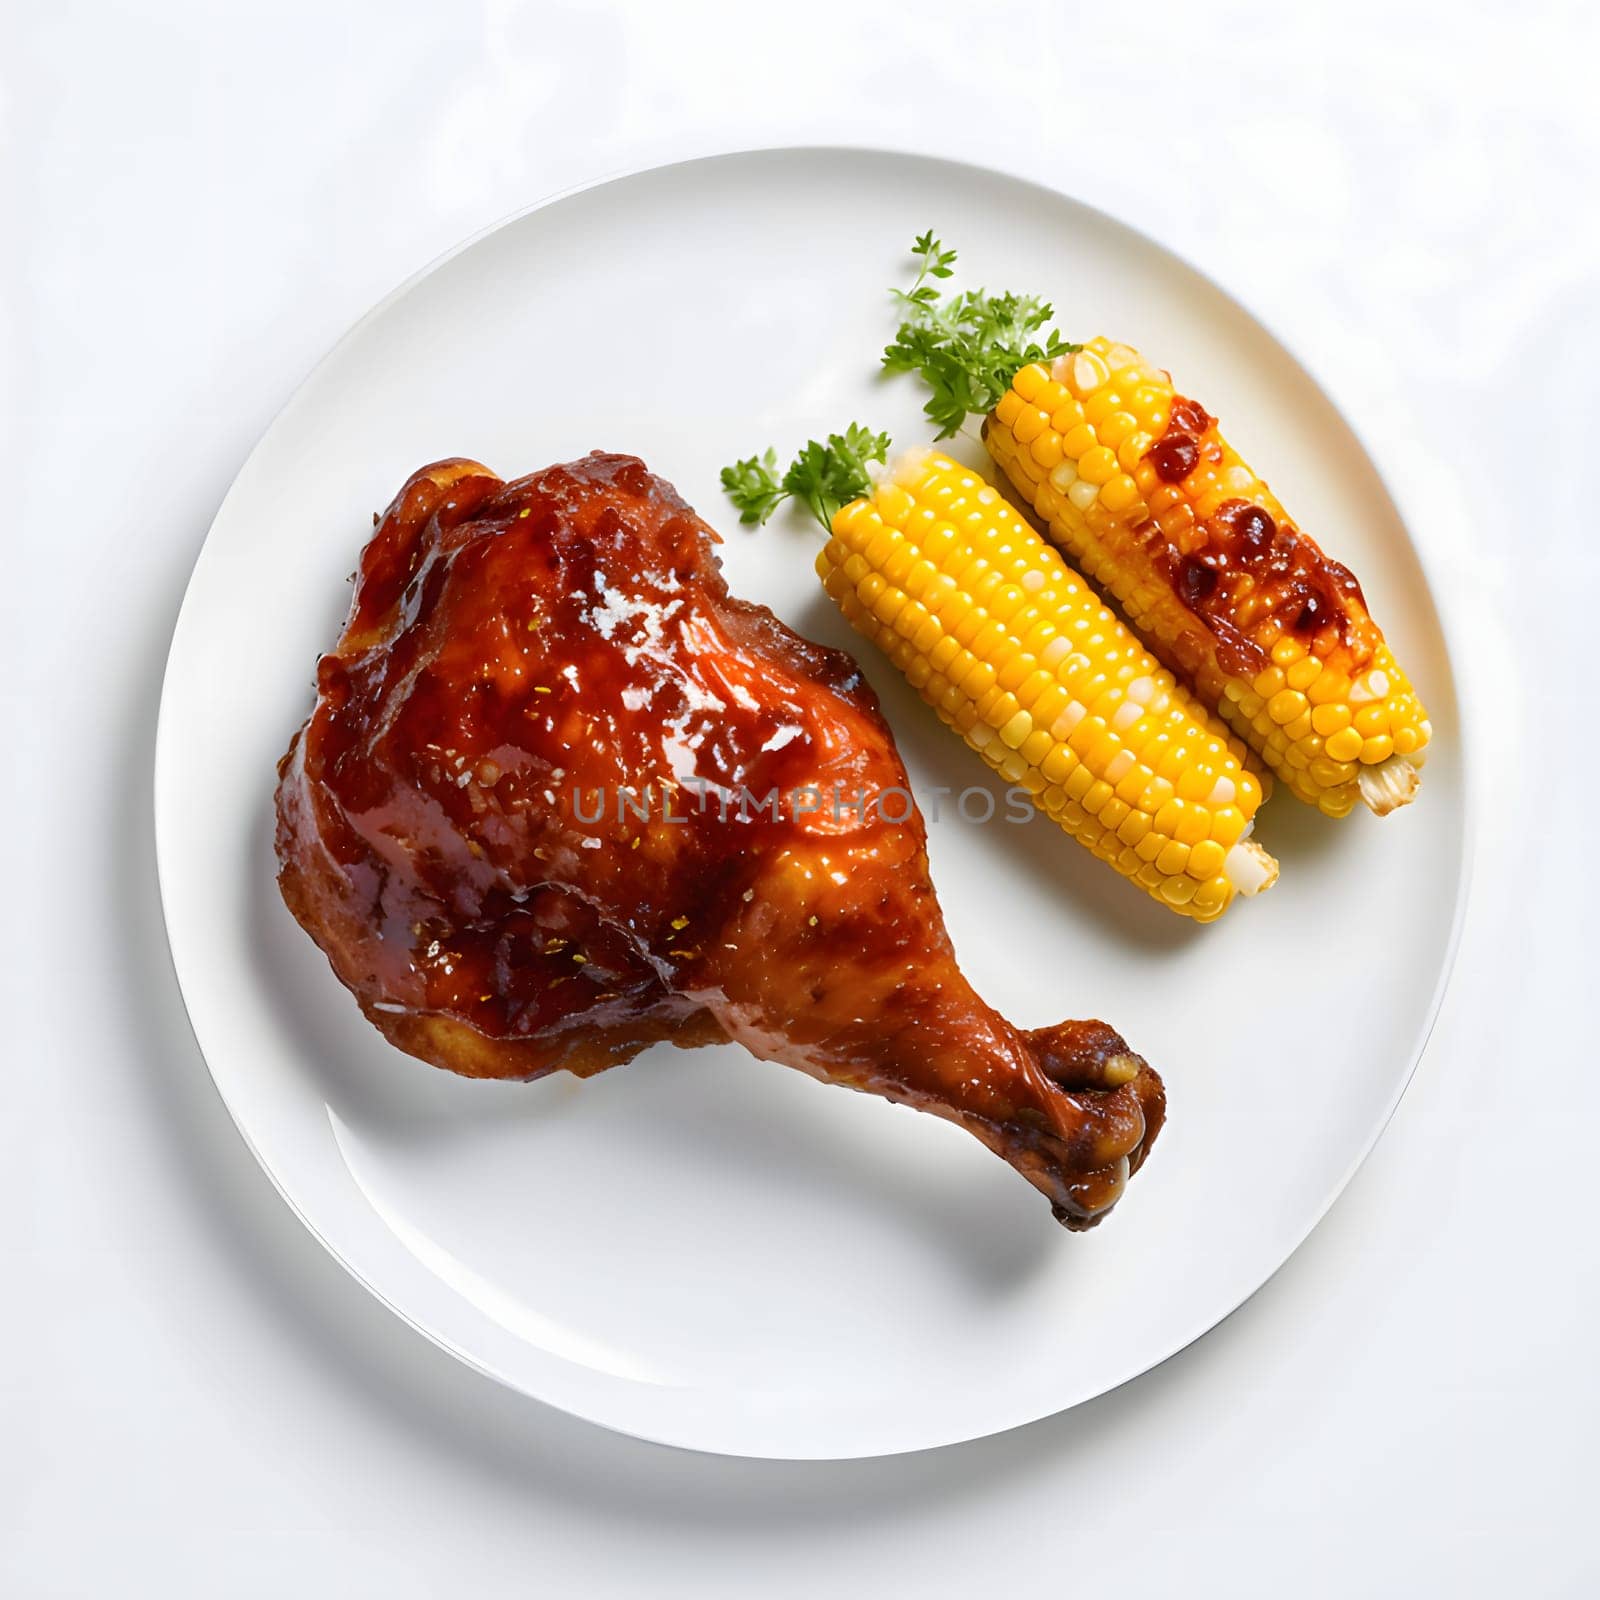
986, 343, 1430, 818
817, 448, 1277, 922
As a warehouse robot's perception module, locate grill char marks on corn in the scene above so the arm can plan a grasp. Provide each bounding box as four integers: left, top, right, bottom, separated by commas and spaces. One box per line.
986, 343, 1430, 818
817, 449, 1277, 923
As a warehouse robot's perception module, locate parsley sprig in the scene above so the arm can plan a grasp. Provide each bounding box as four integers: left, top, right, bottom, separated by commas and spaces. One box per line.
720, 423, 891, 531
882, 233, 1077, 438
719, 448, 788, 525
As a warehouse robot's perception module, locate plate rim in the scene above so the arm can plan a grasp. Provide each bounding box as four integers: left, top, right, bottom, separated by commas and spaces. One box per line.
152, 141, 1477, 1459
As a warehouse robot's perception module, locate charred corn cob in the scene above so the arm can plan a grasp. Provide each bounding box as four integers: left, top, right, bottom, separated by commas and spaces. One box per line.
986, 345, 1429, 817
816, 448, 1276, 922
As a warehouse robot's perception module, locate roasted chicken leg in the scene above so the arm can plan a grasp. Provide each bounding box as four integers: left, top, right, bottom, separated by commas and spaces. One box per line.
275, 453, 1164, 1226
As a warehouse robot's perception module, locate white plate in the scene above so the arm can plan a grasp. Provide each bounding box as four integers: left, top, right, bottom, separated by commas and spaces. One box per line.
156, 148, 1468, 1459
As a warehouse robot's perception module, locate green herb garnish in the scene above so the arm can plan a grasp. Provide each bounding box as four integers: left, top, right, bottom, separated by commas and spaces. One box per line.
719, 448, 787, 525
882, 232, 1077, 438
720, 423, 891, 531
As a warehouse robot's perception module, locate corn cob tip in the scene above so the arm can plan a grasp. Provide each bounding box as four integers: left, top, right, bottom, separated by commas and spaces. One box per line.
1357, 754, 1423, 817
1224, 838, 1278, 897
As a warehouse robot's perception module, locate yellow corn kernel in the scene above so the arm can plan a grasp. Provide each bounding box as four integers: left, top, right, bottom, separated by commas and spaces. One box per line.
1325, 726, 1364, 763
1286, 655, 1322, 692
1267, 694, 1305, 732
1160, 876, 1198, 907
1099, 474, 1141, 514
999, 710, 1033, 749
1209, 807, 1246, 846
1078, 446, 1118, 486
1062, 423, 1096, 458
1306, 669, 1351, 707
1012, 407, 1047, 445
1039, 745, 1074, 786
1117, 810, 1151, 847
1012, 363, 1048, 402
1099, 412, 1137, 448
1030, 432, 1064, 471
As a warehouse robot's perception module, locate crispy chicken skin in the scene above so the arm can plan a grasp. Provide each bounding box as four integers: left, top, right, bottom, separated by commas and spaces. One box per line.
275, 453, 1163, 1226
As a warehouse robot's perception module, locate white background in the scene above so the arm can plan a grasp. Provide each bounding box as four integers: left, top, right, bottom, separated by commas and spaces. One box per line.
2, 0, 1594, 1593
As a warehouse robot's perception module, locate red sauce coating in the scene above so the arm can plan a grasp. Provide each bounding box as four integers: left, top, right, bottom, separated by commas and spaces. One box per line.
1147, 434, 1199, 484
1141, 397, 1374, 676
280, 454, 879, 1052
1167, 397, 1212, 436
